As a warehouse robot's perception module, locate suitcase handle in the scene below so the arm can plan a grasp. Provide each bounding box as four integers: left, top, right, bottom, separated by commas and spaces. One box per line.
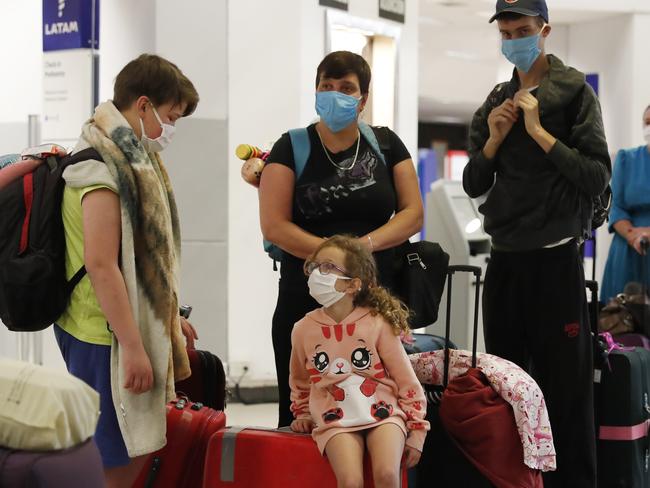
447, 265, 482, 277
641, 238, 649, 300
443, 265, 482, 387
585, 280, 599, 335
143, 456, 161, 488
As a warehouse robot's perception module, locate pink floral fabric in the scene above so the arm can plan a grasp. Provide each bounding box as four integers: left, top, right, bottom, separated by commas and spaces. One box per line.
410, 349, 556, 471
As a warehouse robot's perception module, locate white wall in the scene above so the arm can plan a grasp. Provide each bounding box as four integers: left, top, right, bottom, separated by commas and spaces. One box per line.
155, 0, 227, 121
630, 14, 650, 145
228, 0, 304, 384
568, 15, 635, 153
0, 1, 42, 125
0, 1, 42, 154
228, 0, 420, 383
155, 0, 229, 361
98, 0, 156, 103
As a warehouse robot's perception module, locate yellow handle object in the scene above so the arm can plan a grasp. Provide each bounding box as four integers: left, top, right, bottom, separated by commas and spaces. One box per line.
235, 144, 263, 161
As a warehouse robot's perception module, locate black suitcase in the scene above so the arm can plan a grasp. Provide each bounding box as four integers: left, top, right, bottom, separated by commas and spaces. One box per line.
412, 265, 495, 488
589, 279, 650, 487
174, 348, 226, 411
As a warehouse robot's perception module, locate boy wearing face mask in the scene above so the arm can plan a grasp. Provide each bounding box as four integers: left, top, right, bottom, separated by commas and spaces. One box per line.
54, 54, 199, 487
260, 51, 423, 428
463, 1, 610, 486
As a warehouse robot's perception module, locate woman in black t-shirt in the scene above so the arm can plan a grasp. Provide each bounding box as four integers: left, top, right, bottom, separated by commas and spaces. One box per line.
259, 51, 423, 427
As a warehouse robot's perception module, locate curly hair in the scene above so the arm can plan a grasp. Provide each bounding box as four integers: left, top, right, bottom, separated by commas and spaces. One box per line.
307, 235, 410, 335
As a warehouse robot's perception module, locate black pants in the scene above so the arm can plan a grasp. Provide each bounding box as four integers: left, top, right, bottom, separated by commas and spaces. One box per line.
272, 278, 318, 427
483, 241, 596, 488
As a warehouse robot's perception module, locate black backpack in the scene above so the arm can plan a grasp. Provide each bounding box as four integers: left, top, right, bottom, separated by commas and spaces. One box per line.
564, 86, 612, 233
0, 148, 102, 332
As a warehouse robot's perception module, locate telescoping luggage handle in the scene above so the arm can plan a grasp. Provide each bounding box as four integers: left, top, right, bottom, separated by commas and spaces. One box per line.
585, 279, 599, 336
642, 237, 649, 299
443, 265, 482, 388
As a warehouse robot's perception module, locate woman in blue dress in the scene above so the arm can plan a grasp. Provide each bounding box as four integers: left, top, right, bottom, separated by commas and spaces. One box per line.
601, 105, 650, 302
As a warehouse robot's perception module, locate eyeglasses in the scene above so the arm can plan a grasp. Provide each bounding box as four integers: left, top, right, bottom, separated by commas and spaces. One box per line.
304, 261, 349, 277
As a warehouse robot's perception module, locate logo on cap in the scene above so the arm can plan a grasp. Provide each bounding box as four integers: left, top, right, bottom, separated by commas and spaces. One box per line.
505, 0, 519, 3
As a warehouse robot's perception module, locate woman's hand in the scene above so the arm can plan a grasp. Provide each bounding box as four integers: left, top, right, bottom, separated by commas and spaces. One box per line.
402, 445, 421, 469
626, 226, 642, 246
180, 316, 199, 349
631, 232, 650, 255
290, 419, 314, 433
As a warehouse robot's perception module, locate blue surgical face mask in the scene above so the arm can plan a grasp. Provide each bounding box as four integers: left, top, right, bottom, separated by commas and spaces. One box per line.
501, 33, 542, 73
315, 91, 361, 133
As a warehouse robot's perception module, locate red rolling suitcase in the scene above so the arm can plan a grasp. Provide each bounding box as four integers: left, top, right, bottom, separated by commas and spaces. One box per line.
134, 397, 226, 488
202, 427, 408, 487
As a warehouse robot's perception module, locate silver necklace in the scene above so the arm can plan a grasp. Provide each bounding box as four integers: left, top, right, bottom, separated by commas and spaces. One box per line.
316, 127, 360, 171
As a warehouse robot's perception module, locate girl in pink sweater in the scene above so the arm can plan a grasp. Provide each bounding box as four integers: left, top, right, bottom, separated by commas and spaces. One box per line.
289, 235, 429, 487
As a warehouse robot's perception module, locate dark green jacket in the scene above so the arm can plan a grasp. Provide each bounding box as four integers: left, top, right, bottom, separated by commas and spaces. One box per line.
463, 54, 611, 250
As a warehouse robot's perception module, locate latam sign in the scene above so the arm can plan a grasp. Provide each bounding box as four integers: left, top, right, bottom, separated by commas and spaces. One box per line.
43, 0, 100, 52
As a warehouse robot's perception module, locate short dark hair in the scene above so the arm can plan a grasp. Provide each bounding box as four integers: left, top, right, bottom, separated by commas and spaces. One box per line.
495, 12, 545, 27
113, 54, 199, 117
315, 51, 371, 95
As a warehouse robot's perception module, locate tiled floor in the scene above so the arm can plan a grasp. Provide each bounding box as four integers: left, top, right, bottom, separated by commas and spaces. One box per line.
224, 402, 278, 428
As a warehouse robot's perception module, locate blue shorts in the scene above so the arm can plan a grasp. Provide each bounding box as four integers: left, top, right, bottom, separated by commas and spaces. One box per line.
54, 325, 130, 468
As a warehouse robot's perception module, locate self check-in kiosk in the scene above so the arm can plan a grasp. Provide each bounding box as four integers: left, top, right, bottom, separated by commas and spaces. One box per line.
424, 180, 491, 351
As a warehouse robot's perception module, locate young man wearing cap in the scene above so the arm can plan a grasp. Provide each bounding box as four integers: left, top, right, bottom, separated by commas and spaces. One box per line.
463, 0, 610, 486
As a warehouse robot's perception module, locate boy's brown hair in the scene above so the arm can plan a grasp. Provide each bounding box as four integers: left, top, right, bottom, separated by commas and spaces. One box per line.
113, 54, 199, 116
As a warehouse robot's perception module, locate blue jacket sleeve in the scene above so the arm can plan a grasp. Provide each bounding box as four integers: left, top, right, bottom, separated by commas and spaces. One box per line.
608, 149, 631, 232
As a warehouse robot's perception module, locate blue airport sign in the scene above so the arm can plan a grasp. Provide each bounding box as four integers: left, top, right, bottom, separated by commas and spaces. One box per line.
43, 0, 100, 51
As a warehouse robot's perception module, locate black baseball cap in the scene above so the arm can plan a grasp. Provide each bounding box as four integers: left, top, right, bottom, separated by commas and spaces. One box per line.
489, 0, 549, 24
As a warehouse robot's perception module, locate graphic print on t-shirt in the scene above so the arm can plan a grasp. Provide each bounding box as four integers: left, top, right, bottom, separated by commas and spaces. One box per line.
295, 148, 379, 220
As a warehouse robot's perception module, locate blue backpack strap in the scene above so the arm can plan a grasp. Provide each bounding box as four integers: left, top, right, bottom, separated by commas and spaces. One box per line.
288, 128, 311, 180
358, 121, 386, 166
263, 128, 310, 270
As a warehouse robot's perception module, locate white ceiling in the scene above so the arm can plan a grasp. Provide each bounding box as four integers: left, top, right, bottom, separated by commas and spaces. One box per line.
417, 0, 645, 123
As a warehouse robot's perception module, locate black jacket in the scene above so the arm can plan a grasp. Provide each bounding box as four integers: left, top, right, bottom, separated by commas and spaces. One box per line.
463, 55, 611, 250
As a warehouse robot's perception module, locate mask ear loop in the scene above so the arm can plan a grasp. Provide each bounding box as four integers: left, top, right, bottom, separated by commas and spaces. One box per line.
539, 23, 549, 38
149, 102, 165, 128
348, 277, 363, 295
